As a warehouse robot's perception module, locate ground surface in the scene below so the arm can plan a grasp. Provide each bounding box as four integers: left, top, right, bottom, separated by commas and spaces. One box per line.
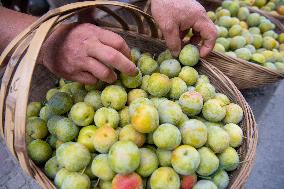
0, 81, 284, 189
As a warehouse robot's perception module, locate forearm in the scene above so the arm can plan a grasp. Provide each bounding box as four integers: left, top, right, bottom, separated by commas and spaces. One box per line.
0, 7, 37, 53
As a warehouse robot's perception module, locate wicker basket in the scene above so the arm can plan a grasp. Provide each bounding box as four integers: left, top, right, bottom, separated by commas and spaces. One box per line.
195, 0, 284, 89
0, 1, 257, 189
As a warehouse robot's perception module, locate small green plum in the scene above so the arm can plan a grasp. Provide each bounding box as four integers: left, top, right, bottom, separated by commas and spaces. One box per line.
171, 145, 200, 175
84, 90, 103, 110
218, 147, 240, 171
202, 99, 226, 122
94, 107, 119, 128
101, 85, 127, 110
178, 66, 199, 86
224, 103, 244, 124
196, 147, 219, 176
108, 141, 141, 174
91, 154, 115, 181
179, 44, 200, 66
156, 148, 172, 167
207, 126, 230, 153
159, 59, 181, 78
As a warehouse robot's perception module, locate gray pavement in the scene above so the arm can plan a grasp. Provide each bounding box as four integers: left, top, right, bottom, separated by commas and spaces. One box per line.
0, 81, 284, 189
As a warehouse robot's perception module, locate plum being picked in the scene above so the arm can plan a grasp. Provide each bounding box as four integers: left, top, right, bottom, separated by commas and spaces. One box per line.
179, 44, 199, 66
141, 75, 150, 91
131, 48, 142, 64
157, 49, 173, 64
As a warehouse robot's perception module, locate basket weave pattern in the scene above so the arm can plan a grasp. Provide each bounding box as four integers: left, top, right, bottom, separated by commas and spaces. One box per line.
197, 0, 284, 89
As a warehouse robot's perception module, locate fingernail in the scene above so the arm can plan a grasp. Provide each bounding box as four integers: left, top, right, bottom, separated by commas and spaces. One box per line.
131, 67, 139, 76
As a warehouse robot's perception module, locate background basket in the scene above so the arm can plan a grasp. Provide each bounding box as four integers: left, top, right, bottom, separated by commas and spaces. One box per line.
0, 1, 257, 189
197, 0, 284, 89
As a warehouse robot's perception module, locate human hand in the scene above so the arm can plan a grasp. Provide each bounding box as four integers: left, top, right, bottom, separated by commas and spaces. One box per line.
151, 0, 217, 57
40, 23, 137, 84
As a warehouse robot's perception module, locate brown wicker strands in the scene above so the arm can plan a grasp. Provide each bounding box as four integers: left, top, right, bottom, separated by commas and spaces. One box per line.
197, 0, 284, 89
0, 1, 257, 189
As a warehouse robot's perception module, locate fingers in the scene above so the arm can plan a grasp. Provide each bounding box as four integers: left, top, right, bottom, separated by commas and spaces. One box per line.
71, 71, 98, 85
192, 16, 217, 57
95, 28, 131, 58
86, 38, 137, 76
82, 57, 117, 84
159, 20, 181, 57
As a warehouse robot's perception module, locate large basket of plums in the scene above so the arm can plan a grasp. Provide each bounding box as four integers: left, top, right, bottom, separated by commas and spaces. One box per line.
0, 1, 257, 189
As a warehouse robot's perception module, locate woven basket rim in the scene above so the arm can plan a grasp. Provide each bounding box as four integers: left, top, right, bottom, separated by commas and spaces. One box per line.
0, 1, 257, 189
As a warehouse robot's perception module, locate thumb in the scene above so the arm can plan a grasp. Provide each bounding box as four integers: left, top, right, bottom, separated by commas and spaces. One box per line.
159, 21, 181, 57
